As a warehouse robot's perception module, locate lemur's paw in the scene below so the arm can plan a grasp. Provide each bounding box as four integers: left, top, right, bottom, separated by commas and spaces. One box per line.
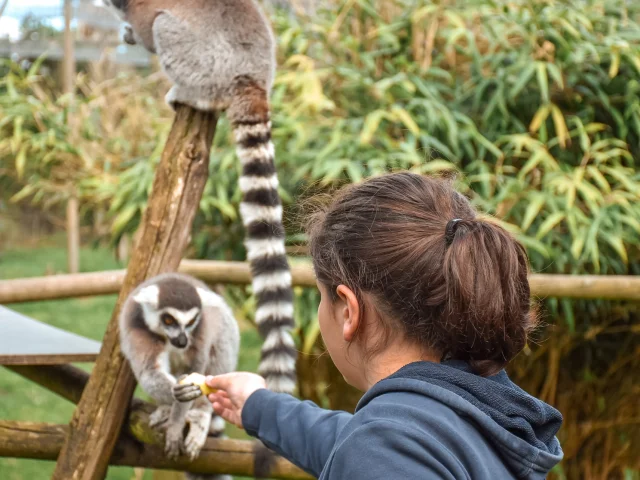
173, 382, 203, 403
184, 410, 210, 460
164, 423, 184, 460
183, 428, 207, 460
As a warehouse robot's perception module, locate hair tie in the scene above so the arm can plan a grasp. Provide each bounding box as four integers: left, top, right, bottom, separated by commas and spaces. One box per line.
445, 219, 463, 246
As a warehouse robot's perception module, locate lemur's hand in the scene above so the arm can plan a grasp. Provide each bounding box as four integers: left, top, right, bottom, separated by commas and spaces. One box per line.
172, 374, 203, 403
205, 372, 266, 429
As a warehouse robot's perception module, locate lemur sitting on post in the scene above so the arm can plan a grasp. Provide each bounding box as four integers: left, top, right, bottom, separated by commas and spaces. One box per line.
102, 0, 297, 395
119, 273, 240, 480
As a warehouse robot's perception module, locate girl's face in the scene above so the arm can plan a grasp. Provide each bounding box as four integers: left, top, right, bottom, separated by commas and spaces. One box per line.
317, 282, 367, 390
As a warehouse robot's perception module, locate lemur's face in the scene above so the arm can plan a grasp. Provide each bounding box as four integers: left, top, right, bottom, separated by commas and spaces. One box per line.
133, 284, 203, 350
153, 306, 201, 349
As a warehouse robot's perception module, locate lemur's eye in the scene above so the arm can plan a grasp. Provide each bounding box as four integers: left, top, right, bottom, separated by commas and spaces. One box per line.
186, 315, 199, 328
161, 314, 175, 326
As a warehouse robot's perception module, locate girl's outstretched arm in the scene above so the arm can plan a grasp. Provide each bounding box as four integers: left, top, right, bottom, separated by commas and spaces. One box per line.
206, 372, 353, 477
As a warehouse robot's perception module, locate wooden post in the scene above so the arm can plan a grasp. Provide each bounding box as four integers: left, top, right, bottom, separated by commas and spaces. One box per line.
63, 0, 80, 273
52, 105, 218, 480
66, 195, 80, 274
63, 0, 75, 96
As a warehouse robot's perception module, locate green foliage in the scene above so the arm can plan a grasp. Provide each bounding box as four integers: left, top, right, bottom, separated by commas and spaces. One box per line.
0, 60, 172, 226
0, 57, 82, 208
101, 0, 640, 276
270, 0, 640, 277
3, 1, 639, 278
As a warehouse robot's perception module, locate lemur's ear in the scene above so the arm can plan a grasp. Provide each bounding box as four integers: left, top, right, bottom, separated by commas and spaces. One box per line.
133, 285, 159, 307
196, 287, 226, 309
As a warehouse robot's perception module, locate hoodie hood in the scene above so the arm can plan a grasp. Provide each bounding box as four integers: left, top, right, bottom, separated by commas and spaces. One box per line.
357, 360, 564, 478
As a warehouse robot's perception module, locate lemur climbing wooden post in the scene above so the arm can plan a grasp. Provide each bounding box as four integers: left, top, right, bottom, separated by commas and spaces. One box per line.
52, 106, 218, 480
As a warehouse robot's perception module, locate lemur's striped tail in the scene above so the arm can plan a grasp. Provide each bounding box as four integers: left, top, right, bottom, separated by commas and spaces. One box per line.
229, 84, 297, 396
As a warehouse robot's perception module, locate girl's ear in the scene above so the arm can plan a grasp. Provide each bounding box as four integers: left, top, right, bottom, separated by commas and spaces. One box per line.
335, 285, 360, 342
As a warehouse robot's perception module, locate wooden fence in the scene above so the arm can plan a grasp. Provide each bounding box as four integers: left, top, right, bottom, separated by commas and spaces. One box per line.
1, 259, 639, 304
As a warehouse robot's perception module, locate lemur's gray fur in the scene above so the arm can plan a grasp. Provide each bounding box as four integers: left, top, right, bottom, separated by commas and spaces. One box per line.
119, 273, 240, 480
103, 0, 298, 397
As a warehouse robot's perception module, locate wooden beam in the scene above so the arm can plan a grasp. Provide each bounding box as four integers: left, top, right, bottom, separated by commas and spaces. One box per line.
0, 421, 313, 479
181, 259, 317, 287
5, 364, 88, 403
0, 270, 126, 303
0, 260, 317, 304
52, 105, 219, 480
2, 262, 640, 303
527, 274, 640, 300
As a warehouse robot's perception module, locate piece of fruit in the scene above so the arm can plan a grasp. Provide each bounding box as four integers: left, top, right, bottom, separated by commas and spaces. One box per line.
179, 372, 217, 396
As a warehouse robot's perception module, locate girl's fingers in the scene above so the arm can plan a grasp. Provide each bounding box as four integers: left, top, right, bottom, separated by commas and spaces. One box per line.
212, 402, 241, 427
218, 396, 234, 410
208, 392, 229, 404
213, 390, 231, 401
205, 373, 238, 390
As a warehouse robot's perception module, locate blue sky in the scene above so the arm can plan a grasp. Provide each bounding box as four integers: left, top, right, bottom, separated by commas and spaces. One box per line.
2, 0, 78, 40
6, 0, 67, 13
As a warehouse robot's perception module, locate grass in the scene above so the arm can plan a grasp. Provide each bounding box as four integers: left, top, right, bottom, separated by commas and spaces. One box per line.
0, 235, 263, 480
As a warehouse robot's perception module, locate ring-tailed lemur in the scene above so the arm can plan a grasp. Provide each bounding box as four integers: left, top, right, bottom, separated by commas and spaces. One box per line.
119, 273, 239, 479
103, 0, 297, 396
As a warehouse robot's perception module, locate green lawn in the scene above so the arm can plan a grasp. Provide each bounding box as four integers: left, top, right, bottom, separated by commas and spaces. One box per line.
0, 236, 262, 480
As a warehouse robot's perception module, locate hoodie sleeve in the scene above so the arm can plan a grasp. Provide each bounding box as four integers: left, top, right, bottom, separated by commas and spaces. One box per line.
241, 389, 353, 477
323, 420, 468, 480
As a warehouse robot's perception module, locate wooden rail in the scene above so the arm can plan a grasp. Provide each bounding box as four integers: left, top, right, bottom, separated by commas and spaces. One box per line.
0, 261, 639, 303
0, 421, 312, 479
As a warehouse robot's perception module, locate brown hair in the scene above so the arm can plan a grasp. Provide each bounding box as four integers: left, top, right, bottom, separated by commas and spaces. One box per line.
307, 172, 536, 377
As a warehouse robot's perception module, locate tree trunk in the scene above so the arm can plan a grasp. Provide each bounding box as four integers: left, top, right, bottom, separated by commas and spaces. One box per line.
51, 105, 218, 480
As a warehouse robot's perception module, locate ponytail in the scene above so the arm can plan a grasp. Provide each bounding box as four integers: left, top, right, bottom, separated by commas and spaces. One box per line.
441, 219, 534, 376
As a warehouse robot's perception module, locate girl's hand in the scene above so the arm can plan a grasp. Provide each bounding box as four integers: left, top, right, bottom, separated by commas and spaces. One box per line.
205, 372, 266, 428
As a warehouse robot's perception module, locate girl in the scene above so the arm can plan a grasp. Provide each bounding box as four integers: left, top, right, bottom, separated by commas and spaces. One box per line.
205, 172, 563, 479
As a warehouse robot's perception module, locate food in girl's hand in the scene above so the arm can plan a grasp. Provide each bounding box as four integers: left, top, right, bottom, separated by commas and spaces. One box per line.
179, 373, 217, 396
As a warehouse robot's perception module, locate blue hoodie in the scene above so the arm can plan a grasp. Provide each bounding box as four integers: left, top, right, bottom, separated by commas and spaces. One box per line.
242, 360, 563, 479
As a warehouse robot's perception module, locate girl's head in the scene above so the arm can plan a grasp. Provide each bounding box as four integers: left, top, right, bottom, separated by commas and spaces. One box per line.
307, 172, 535, 389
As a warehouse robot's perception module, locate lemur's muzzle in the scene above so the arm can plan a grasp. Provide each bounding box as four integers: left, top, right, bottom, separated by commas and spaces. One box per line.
171, 333, 188, 349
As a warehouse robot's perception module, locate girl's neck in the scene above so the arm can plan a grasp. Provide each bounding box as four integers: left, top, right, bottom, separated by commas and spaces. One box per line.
363, 342, 440, 390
